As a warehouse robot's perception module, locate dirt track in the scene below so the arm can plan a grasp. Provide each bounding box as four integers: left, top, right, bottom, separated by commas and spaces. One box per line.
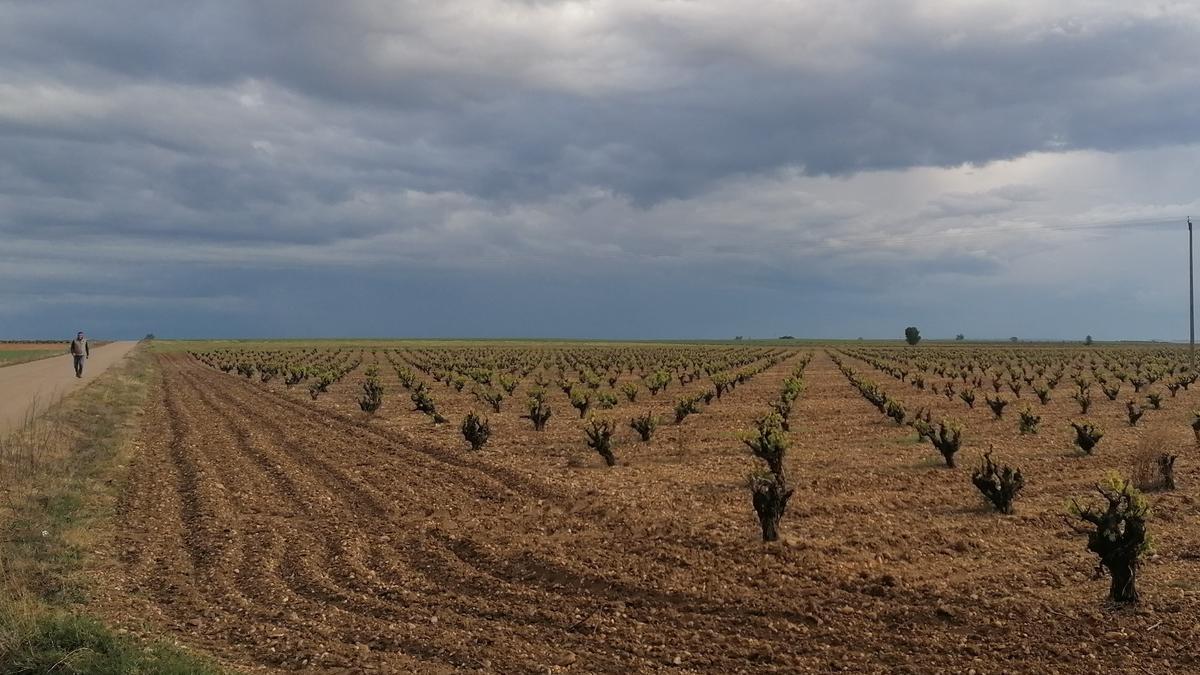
104, 352, 1199, 673
0, 341, 139, 435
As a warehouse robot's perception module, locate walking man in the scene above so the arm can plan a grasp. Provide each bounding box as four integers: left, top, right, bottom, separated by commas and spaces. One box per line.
68, 331, 89, 378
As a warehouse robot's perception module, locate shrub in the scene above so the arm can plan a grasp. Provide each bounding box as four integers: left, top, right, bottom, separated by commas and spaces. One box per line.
581, 371, 602, 390
885, 399, 906, 425
748, 470, 794, 542
1147, 393, 1163, 410
620, 382, 640, 402
958, 389, 976, 408
971, 451, 1024, 514
1034, 385, 1051, 404
479, 388, 505, 413
358, 371, 384, 413
629, 410, 659, 442
1067, 474, 1151, 603
522, 390, 552, 431
570, 388, 593, 419
646, 371, 671, 395
1018, 407, 1040, 435
585, 417, 617, 467
497, 373, 519, 395
742, 412, 788, 476
461, 412, 491, 451
285, 368, 307, 387
674, 397, 700, 424
1102, 383, 1121, 401
712, 373, 730, 399
743, 411, 795, 542
910, 407, 933, 441
985, 395, 1008, 419
781, 377, 805, 402
1070, 421, 1104, 455
927, 419, 964, 468
770, 397, 793, 431
308, 372, 334, 400
596, 390, 619, 410
395, 367, 416, 389
1126, 400, 1145, 427
412, 385, 438, 415
1071, 388, 1092, 414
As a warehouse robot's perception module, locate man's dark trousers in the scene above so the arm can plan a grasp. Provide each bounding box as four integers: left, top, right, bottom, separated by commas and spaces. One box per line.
73, 355, 84, 377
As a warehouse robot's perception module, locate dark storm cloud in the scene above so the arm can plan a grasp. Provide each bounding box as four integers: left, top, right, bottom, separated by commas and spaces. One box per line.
4, 2, 1200, 203
2, 1, 1199, 339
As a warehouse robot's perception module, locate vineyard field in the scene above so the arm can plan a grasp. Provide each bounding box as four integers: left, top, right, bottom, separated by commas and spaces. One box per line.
100, 341, 1200, 673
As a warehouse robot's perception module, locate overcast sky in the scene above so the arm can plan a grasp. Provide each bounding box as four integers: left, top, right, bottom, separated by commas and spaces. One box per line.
2, 1, 1199, 341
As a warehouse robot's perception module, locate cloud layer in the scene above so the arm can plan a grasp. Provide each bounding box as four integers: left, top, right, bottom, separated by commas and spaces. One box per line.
2, 1, 1198, 339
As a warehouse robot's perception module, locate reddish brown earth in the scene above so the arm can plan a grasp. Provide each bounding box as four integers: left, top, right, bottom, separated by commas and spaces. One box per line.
98, 351, 1200, 673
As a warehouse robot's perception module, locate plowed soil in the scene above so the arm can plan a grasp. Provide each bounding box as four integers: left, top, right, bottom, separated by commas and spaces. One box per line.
98, 351, 1200, 673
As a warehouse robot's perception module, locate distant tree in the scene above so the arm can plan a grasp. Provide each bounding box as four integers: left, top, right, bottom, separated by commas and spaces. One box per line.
143, 333, 156, 341
904, 326, 921, 346
1010, 336, 1019, 343
1085, 335, 1094, 346
955, 334, 965, 341
778, 335, 795, 340
734, 336, 744, 341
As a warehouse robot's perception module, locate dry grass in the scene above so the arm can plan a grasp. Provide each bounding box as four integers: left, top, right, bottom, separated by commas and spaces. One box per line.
1130, 427, 1184, 492
0, 349, 218, 673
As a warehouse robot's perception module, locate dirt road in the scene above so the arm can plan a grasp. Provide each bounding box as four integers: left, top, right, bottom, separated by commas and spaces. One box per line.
0, 341, 139, 435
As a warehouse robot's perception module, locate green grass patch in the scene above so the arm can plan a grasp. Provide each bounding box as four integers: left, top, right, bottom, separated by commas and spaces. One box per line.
1, 608, 220, 674
892, 431, 924, 446
0, 349, 61, 367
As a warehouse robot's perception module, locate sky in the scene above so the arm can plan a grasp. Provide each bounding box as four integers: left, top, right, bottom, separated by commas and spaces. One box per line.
2, 1, 1199, 341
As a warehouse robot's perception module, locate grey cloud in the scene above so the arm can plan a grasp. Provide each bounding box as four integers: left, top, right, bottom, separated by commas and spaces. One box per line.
4, 2, 1200, 205
2, 2, 1199, 340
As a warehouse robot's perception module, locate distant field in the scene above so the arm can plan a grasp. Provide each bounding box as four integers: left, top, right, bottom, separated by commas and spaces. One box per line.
152, 336, 1173, 352
0, 342, 63, 366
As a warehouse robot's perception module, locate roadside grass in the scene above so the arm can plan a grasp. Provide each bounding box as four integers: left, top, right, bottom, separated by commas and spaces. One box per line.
0, 349, 62, 368
0, 349, 219, 674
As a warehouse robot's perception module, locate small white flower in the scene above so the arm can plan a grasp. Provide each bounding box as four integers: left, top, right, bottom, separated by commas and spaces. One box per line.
41, 530, 49, 537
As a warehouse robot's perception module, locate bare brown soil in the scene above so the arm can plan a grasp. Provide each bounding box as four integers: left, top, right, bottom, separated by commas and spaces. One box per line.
99, 351, 1200, 673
